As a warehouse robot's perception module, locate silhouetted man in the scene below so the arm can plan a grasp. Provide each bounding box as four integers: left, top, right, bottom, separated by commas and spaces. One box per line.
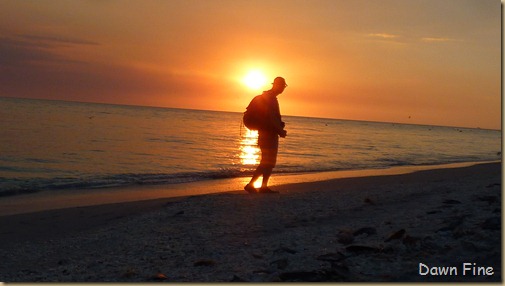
245, 77, 287, 193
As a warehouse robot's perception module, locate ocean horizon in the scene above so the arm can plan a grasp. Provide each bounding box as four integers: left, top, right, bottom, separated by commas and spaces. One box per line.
4, 96, 501, 131
0, 97, 501, 197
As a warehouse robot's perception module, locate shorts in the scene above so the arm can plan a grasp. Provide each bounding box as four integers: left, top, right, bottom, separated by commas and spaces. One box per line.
258, 131, 279, 168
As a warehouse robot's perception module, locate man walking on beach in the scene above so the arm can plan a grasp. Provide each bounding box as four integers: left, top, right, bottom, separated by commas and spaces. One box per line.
245, 77, 288, 194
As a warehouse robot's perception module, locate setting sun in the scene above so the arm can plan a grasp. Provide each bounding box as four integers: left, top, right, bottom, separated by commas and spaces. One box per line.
243, 70, 267, 90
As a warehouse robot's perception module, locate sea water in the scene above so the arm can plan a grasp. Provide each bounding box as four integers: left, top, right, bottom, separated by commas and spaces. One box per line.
0, 97, 501, 196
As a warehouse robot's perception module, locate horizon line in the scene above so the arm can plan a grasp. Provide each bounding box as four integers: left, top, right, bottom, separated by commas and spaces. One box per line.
1, 95, 500, 132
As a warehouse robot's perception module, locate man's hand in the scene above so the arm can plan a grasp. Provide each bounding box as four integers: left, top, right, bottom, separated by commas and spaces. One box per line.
280, 130, 287, 138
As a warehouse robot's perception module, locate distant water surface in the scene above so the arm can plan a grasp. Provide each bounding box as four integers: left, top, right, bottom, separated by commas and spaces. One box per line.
0, 97, 501, 196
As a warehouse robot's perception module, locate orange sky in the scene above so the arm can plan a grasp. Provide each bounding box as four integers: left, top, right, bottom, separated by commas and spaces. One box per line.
0, 0, 501, 129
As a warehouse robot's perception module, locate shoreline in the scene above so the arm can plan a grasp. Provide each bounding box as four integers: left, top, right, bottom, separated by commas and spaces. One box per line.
0, 160, 499, 217
0, 161, 501, 282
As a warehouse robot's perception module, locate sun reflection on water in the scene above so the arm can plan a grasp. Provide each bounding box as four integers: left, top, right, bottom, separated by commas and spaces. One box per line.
240, 129, 259, 166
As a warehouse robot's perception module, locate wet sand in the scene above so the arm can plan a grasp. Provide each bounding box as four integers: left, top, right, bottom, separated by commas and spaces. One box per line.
0, 162, 501, 282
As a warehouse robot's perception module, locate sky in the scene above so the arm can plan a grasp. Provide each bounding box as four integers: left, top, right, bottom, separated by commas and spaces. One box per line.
0, 0, 501, 130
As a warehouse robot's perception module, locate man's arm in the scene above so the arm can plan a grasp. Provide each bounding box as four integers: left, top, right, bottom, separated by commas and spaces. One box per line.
271, 101, 286, 137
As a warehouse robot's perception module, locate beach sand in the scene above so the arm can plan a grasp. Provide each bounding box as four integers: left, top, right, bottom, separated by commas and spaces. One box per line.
0, 162, 501, 282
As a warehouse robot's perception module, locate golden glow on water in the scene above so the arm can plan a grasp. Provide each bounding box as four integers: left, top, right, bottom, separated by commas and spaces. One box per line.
240, 129, 259, 166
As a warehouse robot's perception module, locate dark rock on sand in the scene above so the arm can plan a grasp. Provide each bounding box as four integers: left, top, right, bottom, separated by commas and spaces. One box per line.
316, 252, 347, 263
384, 229, 406, 242
337, 230, 354, 244
173, 210, 185, 216
274, 246, 297, 255
149, 273, 168, 281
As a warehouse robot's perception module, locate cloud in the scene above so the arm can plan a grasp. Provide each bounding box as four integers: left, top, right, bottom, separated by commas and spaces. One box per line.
0, 36, 62, 66
367, 33, 400, 39
17, 34, 100, 46
366, 33, 461, 45
421, 37, 459, 43
0, 34, 98, 66
0, 33, 226, 108
0, 33, 146, 101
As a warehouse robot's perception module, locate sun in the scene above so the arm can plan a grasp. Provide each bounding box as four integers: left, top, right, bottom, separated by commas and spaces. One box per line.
243, 70, 267, 90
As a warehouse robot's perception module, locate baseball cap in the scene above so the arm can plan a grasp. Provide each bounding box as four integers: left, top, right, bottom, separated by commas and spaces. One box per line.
273, 77, 287, 87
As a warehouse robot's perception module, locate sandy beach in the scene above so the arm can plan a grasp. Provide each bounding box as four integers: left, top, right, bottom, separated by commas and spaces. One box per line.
0, 162, 501, 282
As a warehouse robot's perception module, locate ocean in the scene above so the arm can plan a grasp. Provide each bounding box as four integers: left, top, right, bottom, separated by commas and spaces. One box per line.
0, 97, 501, 197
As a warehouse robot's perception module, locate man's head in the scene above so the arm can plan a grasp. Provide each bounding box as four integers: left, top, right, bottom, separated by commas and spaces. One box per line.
271, 77, 287, 94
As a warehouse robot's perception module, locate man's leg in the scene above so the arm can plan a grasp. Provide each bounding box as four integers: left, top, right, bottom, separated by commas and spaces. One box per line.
259, 138, 278, 191
261, 166, 273, 188
245, 132, 278, 193
248, 165, 264, 186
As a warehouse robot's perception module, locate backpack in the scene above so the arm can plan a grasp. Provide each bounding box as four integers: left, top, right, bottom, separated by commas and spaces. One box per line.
243, 95, 265, 130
